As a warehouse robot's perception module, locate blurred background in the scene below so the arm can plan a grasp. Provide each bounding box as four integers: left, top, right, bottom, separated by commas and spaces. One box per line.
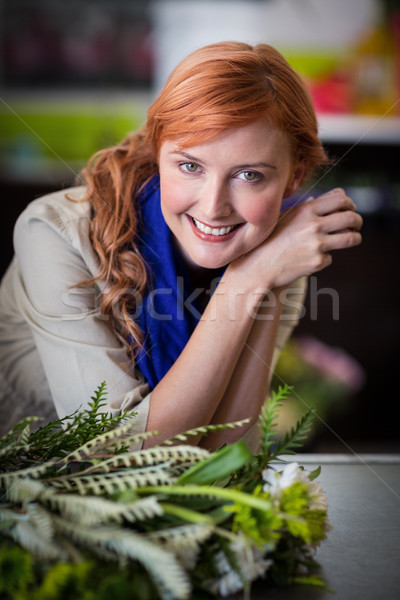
0, 0, 399, 452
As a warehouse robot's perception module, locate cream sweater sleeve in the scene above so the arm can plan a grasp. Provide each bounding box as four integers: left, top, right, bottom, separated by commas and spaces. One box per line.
11, 189, 151, 440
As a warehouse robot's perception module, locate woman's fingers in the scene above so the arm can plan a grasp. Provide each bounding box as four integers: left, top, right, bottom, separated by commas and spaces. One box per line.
310, 188, 356, 216
303, 188, 362, 252
319, 209, 363, 234
321, 229, 363, 252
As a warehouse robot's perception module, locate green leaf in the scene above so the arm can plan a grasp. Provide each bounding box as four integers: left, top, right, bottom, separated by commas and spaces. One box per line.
177, 441, 252, 485
161, 503, 214, 524
272, 409, 315, 458
258, 385, 293, 455
140, 485, 272, 513
161, 419, 249, 445
308, 466, 321, 482
292, 575, 327, 588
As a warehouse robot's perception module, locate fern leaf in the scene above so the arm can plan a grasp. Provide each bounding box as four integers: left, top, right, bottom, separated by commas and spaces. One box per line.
4, 477, 47, 504
80, 445, 211, 475
48, 466, 176, 495
0, 506, 23, 528
44, 493, 164, 526
272, 409, 315, 458
0, 510, 64, 561
26, 502, 55, 541
126, 445, 211, 467
259, 384, 293, 454
149, 522, 214, 549
11, 521, 64, 560
0, 442, 32, 460
161, 419, 249, 445
88, 381, 108, 411
0, 423, 33, 460
0, 457, 60, 486
0, 420, 37, 461
52, 516, 191, 600
148, 522, 215, 570
0, 416, 42, 449
63, 424, 155, 461
16, 423, 33, 446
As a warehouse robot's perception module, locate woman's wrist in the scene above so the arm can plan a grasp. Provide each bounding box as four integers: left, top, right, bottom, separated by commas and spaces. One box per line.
224, 259, 277, 297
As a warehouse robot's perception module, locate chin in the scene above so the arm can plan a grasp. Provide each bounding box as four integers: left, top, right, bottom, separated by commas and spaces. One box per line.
188, 252, 229, 271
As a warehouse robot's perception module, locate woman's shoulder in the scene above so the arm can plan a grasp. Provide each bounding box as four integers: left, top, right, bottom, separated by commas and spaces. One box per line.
17, 185, 90, 223
14, 186, 91, 247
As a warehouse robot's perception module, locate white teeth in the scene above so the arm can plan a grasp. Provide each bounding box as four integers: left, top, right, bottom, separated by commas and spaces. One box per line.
192, 218, 235, 236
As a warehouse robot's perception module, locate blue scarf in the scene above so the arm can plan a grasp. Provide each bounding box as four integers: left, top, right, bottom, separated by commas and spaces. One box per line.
134, 175, 223, 389
133, 175, 302, 389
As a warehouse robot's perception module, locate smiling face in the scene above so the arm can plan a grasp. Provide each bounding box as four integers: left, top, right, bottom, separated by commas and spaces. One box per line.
158, 119, 302, 271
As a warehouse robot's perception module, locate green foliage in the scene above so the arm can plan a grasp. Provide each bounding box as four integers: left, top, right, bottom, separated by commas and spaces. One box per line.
35, 562, 95, 600
160, 419, 249, 445
0, 544, 34, 596
257, 384, 315, 462
226, 485, 282, 550
177, 441, 252, 485
272, 409, 316, 458
258, 384, 290, 455
0, 382, 134, 472
280, 482, 312, 541
0, 382, 330, 599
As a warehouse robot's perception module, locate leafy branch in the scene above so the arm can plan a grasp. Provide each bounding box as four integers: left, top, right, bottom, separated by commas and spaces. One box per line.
257, 384, 315, 462
0, 381, 328, 600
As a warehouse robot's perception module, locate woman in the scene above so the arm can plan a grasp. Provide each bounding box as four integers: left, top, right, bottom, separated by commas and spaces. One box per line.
0, 42, 362, 448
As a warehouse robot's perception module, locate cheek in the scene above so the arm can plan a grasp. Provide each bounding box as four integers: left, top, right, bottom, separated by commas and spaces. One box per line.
241, 197, 281, 227
160, 176, 191, 217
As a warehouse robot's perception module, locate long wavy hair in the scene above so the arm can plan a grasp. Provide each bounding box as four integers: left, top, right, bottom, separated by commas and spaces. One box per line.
80, 41, 329, 356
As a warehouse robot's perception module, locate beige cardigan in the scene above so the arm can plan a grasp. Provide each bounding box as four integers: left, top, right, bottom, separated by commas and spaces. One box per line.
0, 187, 307, 449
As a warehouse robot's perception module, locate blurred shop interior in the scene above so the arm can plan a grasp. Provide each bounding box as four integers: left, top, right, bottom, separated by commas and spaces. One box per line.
0, 0, 399, 452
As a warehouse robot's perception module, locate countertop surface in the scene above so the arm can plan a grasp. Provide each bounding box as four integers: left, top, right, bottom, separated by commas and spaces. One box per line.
242, 454, 400, 600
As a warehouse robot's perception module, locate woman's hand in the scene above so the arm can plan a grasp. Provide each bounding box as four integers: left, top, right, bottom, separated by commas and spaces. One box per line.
231, 188, 363, 290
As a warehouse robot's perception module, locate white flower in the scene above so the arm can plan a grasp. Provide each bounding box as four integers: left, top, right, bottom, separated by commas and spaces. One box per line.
309, 480, 328, 512
262, 462, 328, 512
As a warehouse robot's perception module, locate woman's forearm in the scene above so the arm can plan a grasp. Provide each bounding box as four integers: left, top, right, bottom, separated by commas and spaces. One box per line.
144, 269, 273, 446
199, 287, 285, 450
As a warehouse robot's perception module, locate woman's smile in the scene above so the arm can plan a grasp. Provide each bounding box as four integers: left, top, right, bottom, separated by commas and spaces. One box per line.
158, 119, 301, 271
189, 215, 244, 240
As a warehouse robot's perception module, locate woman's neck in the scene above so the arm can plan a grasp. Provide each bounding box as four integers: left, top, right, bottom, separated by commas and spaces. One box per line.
173, 235, 224, 308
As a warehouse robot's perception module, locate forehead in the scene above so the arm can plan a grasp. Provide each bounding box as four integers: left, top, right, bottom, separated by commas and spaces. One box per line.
160, 119, 292, 164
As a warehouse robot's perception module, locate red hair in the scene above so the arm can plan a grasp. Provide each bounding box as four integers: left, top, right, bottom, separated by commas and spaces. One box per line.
146, 42, 327, 181
79, 42, 328, 355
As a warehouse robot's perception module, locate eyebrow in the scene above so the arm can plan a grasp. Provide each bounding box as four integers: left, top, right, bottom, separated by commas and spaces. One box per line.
170, 150, 277, 170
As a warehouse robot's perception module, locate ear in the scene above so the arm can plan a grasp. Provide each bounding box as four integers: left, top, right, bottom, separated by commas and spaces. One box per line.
283, 162, 306, 198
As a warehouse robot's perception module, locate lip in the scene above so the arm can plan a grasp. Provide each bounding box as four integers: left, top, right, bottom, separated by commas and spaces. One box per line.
187, 215, 243, 242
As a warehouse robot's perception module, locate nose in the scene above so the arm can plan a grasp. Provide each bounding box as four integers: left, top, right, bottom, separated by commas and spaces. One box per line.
199, 177, 232, 221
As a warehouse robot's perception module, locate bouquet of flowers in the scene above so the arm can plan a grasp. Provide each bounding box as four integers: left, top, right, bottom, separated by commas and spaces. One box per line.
0, 384, 330, 600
